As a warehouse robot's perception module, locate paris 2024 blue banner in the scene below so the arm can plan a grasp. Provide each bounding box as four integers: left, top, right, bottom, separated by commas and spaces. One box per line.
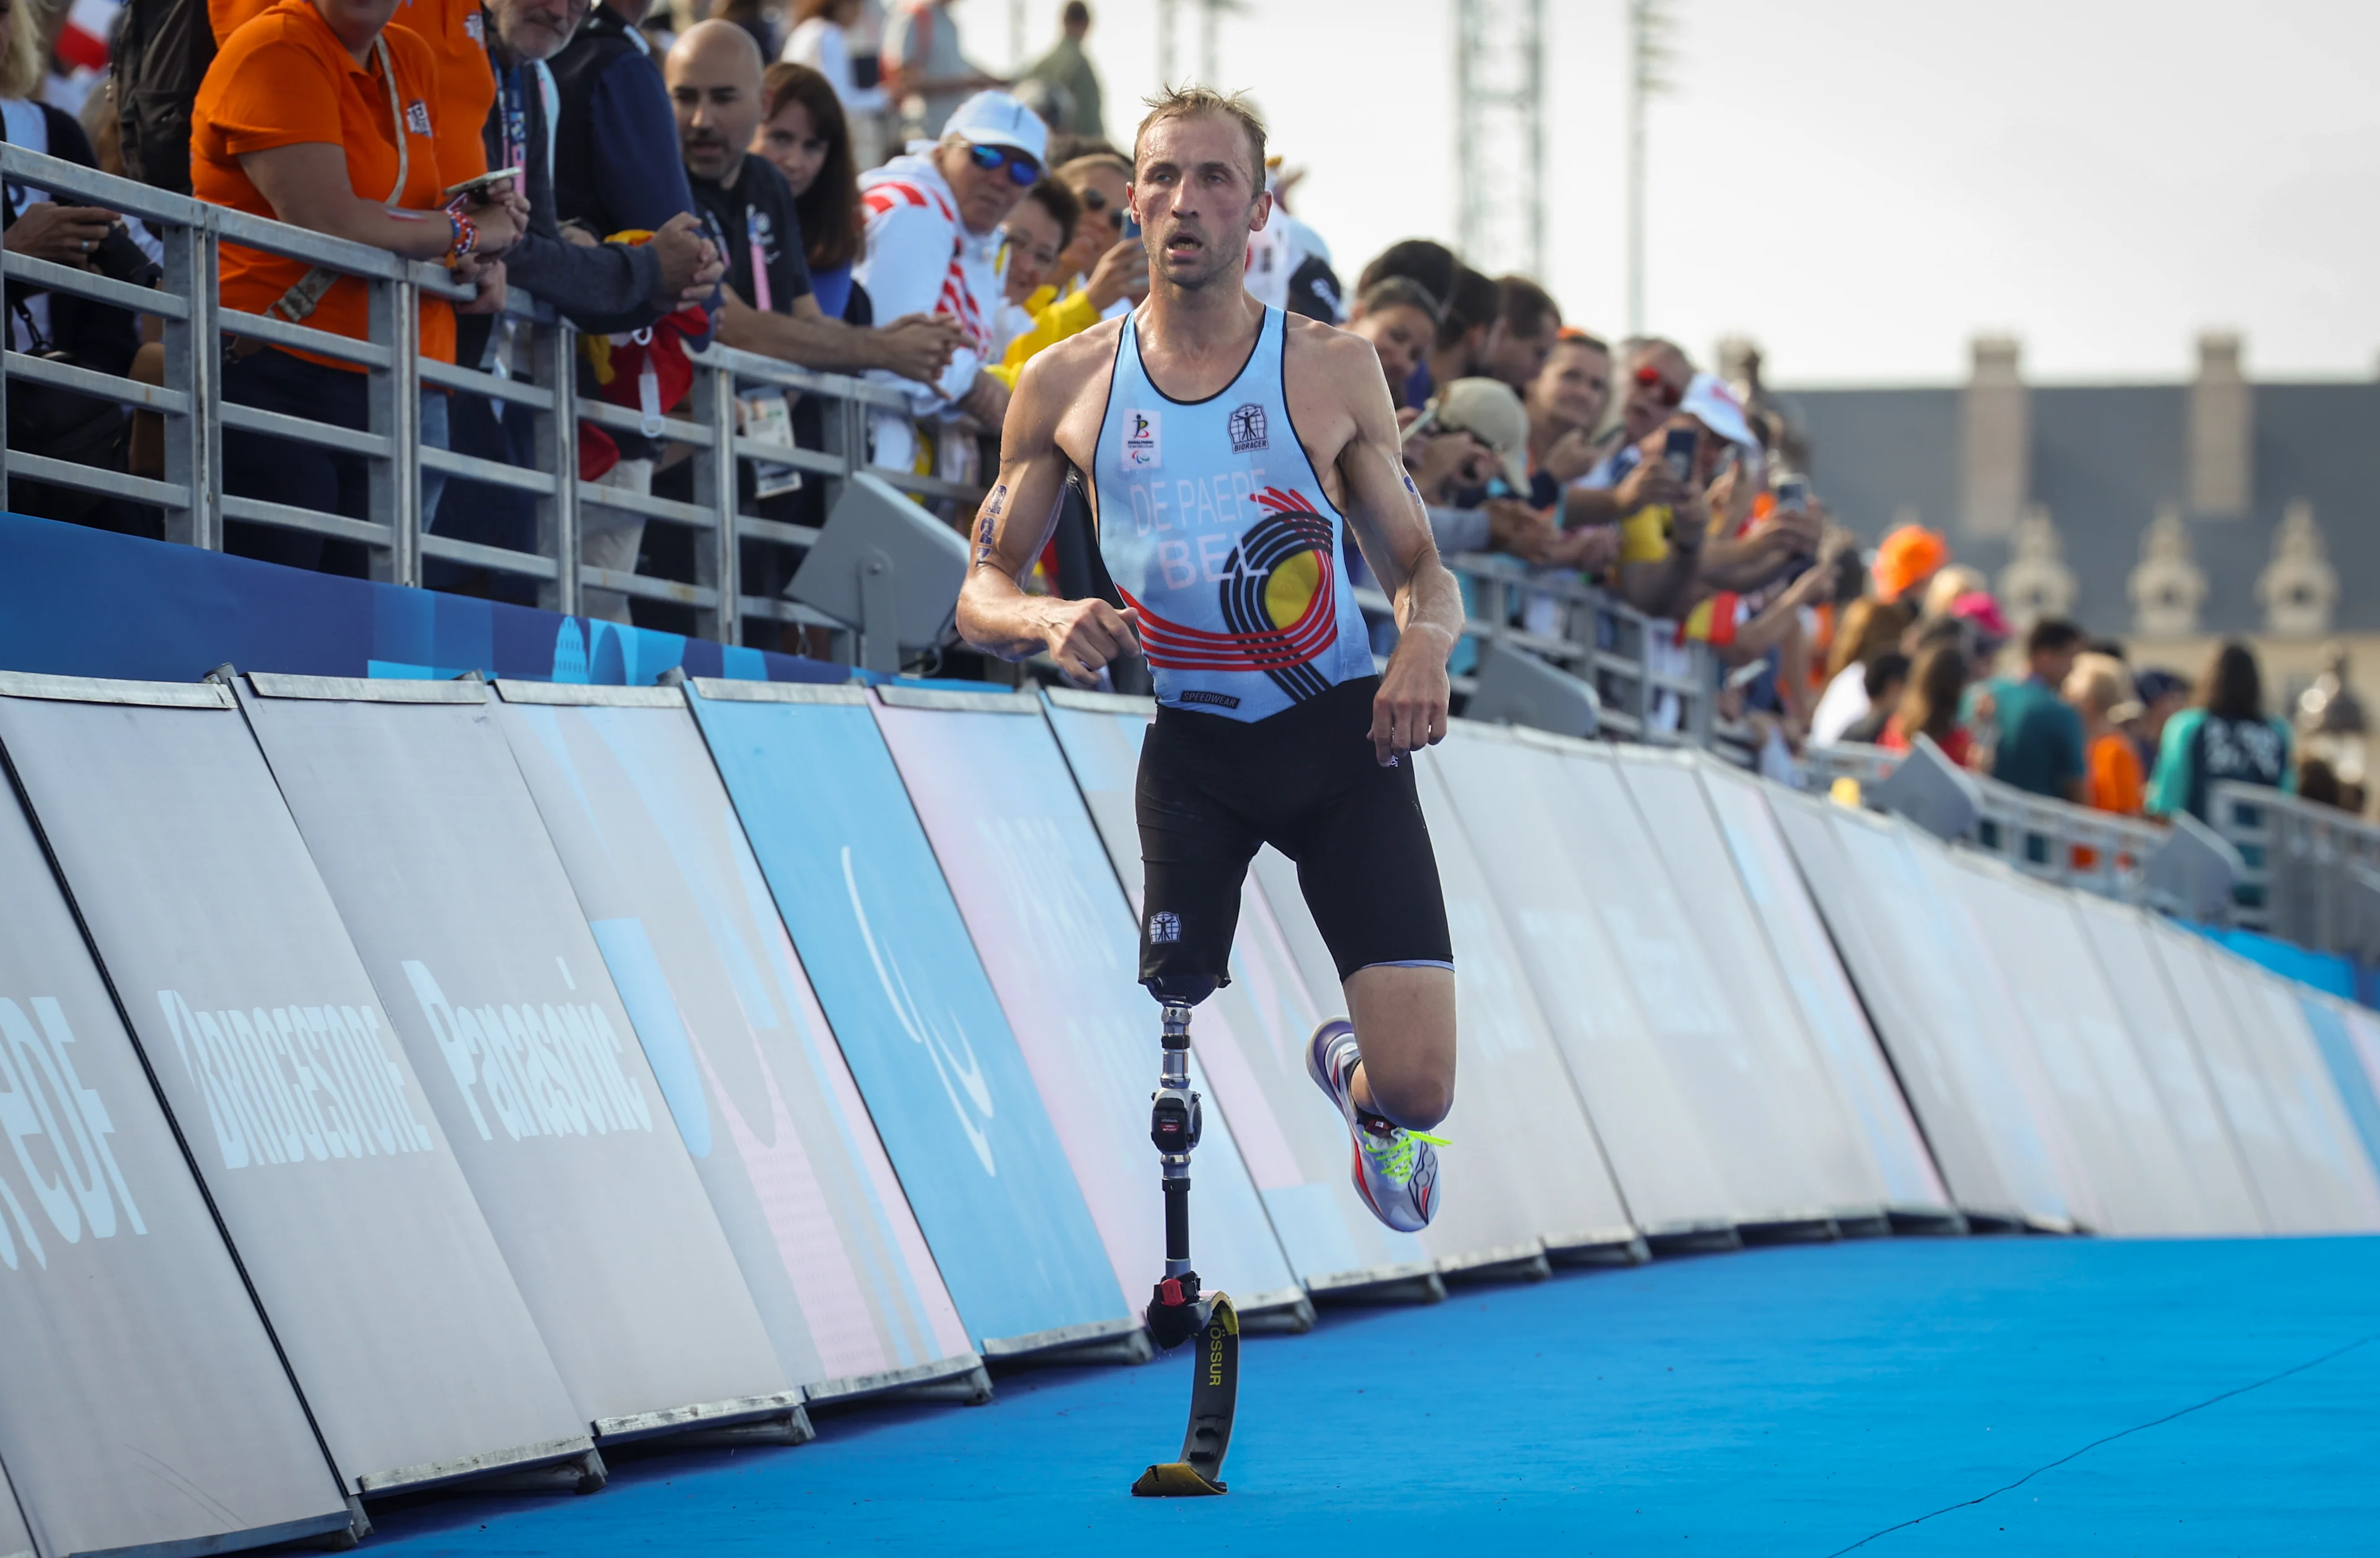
685, 685, 1127, 1353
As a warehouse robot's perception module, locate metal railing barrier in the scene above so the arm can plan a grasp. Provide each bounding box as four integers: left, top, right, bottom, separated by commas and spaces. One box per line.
2208, 781, 2380, 959
4, 146, 1743, 755
1802, 740, 2171, 906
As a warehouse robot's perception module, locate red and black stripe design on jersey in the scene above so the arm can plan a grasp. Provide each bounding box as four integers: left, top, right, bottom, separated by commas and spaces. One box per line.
1120, 488, 1341, 705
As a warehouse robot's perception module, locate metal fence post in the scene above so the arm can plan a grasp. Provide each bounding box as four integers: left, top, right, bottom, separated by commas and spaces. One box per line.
694, 361, 740, 645
0, 285, 8, 515
161, 206, 221, 550
531, 315, 582, 617
827, 377, 860, 519
365, 271, 423, 585
1628, 613, 1654, 735
1685, 642, 1714, 748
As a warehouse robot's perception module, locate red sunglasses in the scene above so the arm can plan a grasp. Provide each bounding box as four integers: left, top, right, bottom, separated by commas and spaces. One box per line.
1634, 363, 1684, 407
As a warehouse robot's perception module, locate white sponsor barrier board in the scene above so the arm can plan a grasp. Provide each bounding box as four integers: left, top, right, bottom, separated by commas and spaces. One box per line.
1239, 748, 1638, 1273
1768, 794, 2074, 1229
2309, 996, 2380, 1178
874, 688, 1305, 1317
2068, 898, 2267, 1233
1889, 826, 2105, 1228
2199, 950, 2380, 1232
2144, 919, 2334, 1231
1432, 727, 1741, 1241
1693, 761, 1952, 1221
0, 763, 350, 1554
493, 684, 981, 1402
236, 677, 798, 1438
0, 674, 588, 1494
1041, 691, 1436, 1295
1407, 750, 1642, 1265
1610, 750, 1905, 1224
0, 1461, 30, 1558
1941, 856, 2215, 1234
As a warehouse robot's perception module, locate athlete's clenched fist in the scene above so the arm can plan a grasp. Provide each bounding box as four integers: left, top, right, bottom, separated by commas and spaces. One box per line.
1371, 622, 1454, 766
1039, 598, 1144, 689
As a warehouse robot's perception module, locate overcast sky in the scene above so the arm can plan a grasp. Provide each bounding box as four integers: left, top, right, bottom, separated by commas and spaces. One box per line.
973, 0, 2380, 385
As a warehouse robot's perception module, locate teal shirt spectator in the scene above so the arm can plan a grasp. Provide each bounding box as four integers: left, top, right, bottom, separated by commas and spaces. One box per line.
1991, 675, 2086, 799
2146, 709, 2295, 822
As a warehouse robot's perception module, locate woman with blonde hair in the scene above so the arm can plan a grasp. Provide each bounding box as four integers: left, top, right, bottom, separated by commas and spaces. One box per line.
1918, 564, 1986, 622
2065, 652, 2144, 818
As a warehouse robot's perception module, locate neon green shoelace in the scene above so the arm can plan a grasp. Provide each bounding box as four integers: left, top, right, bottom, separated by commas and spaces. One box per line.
1362, 1127, 1451, 1185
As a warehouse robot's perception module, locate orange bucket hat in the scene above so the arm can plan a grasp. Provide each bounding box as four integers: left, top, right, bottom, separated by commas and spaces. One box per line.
1872, 524, 1950, 602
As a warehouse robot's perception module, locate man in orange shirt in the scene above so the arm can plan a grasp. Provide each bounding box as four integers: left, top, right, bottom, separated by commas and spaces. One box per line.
194, 0, 519, 568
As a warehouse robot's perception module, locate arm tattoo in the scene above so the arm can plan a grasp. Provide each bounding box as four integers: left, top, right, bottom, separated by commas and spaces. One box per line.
972, 484, 1008, 567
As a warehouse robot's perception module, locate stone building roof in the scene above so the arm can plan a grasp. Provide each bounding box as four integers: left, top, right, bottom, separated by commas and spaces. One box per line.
1773, 372, 2379, 639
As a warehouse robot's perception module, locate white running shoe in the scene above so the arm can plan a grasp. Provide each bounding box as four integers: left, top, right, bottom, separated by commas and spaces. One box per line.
1305, 1019, 1443, 1233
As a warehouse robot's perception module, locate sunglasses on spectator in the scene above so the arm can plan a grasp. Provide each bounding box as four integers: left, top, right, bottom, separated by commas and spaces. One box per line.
1633, 363, 1684, 407
967, 144, 1043, 187
1077, 187, 1127, 231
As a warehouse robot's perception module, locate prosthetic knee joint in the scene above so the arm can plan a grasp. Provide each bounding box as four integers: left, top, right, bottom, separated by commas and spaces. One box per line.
1146, 994, 1208, 1350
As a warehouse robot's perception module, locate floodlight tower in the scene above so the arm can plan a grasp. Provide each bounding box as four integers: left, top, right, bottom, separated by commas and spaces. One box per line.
1156, 0, 1240, 85
1197, 0, 1240, 84
1626, 0, 1675, 335
1453, 0, 1546, 281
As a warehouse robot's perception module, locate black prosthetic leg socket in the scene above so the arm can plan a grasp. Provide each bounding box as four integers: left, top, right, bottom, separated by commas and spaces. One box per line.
1146, 1268, 1204, 1350
1142, 973, 1218, 1007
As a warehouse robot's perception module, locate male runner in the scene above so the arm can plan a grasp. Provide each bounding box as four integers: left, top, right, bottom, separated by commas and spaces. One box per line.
954, 87, 1461, 1231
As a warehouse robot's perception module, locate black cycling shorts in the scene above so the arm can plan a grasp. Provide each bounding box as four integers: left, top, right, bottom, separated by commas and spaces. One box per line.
1135, 675, 1453, 991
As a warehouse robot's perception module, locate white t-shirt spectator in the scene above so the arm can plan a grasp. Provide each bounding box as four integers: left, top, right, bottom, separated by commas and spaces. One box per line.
1810, 662, 1872, 746
854, 149, 1002, 467
1245, 211, 1322, 312
783, 15, 888, 112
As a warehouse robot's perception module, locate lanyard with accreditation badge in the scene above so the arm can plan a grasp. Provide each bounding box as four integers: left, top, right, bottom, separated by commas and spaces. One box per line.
736, 205, 799, 495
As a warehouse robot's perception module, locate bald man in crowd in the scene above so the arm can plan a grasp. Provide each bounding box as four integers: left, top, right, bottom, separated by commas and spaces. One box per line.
664, 19, 963, 380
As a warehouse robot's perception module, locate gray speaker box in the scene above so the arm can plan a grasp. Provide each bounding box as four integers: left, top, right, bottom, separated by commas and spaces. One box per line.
788, 472, 971, 673
1463, 640, 1601, 740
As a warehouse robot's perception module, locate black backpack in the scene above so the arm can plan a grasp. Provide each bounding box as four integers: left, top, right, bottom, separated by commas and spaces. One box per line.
113, 0, 217, 194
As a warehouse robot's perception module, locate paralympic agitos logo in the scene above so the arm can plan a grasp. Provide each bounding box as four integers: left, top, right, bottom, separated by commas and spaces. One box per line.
843, 846, 997, 1175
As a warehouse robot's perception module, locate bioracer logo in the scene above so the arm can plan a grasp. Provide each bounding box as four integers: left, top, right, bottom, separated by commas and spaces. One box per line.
1148, 911, 1181, 945
1227, 403, 1267, 453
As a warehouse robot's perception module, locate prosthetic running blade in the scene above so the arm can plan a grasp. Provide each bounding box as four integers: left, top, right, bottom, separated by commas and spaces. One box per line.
1131, 1292, 1239, 1496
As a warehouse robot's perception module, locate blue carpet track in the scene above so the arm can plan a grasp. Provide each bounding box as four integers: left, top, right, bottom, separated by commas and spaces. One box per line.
364, 1236, 2380, 1554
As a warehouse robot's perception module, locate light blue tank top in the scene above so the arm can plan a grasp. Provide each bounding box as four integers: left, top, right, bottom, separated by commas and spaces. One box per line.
1091, 305, 1373, 723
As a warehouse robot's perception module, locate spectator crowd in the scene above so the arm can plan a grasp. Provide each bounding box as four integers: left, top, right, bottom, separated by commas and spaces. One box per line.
1809, 524, 2343, 828
0, 0, 2353, 830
